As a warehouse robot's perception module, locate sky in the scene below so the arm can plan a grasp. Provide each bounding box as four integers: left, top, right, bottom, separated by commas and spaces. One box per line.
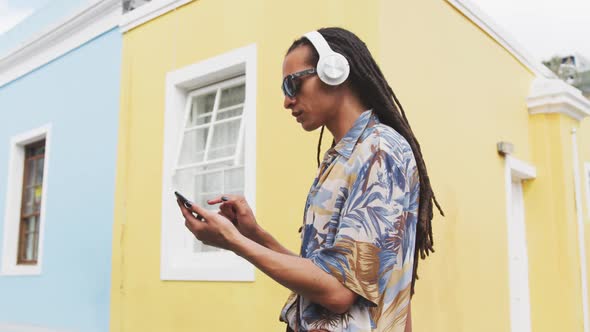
0, 0, 588, 63
0, 0, 47, 35
471, 0, 590, 62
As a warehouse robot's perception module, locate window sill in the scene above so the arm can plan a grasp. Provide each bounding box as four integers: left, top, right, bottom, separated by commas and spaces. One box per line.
161, 250, 254, 281
0, 264, 42, 276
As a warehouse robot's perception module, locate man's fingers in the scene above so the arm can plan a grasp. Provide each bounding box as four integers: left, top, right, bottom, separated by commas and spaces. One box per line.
187, 201, 213, 221
208, 195, 240, 217
207, 194, 241, 205
220, 203, 234, 215
207, 197, 223, 205
207, 194, 235, 205
177, 200, 205, 226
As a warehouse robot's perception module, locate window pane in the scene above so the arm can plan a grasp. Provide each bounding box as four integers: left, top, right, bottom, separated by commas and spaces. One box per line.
20, 216, 38, 262
25, 143, 44, 158
36, 158, 44, 186
193, 239, 220, 253
228, 190, 244, 196
219, 84, 245, 109
217, 106, 243, 120
178, 127, 208, 165
208, 119, 241, 160
188, 92, 216, 126
25, 232, 35, 261
200, 243, 220, 252
33, 230, 39, 260
195, 114, 212, 125
27, 216, 37, 233
173, 161, 233, 205
23, 187, 34, 215
224, 167, 244, 192
193, 239, 202, 252
33, 185, 42, 209
26, 159, 36, 188
193, 170, 223, 207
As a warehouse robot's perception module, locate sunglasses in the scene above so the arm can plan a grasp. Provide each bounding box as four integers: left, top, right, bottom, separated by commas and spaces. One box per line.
282, 68, 317, 98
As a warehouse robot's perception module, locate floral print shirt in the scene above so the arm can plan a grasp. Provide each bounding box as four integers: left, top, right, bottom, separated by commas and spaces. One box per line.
280, 110, 420, 332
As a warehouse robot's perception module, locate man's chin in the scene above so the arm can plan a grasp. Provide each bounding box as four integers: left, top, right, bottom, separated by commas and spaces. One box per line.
300, 121, 322, 132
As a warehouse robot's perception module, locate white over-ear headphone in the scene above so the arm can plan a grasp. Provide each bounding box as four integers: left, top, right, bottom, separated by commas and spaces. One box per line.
304, 31, 350, 86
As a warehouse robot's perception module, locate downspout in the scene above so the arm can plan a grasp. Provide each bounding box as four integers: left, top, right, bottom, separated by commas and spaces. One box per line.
572, 128, 589, 332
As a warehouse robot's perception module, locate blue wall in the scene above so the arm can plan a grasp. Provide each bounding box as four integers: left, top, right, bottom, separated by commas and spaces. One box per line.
0, 27, 121, 332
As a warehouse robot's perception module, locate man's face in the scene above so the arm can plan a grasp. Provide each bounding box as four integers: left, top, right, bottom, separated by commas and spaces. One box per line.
282, 45, 339, 131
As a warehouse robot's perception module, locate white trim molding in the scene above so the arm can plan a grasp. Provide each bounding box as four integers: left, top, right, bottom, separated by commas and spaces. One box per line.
161, 44, 257, 281
504, 155, 536, 332
1, 124, 52, 276
505, 155, 536, 181
445, 0, 556, 78
120, 0, 194, 33
0, 0, 121, 88
527, 78, 590, 122
572, 129, 590, 332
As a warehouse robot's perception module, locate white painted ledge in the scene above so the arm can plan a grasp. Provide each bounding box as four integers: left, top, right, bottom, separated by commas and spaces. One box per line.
506, 155, 536, 180
527, 78, 590, 121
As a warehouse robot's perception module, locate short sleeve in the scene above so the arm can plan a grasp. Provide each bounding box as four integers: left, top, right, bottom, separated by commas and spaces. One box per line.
309, 146, 414, 306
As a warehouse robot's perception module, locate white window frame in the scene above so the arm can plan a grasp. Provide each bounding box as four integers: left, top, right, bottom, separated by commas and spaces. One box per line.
161, 44, 256, 281
504, 155, 536, 332
1, 124, 52, 276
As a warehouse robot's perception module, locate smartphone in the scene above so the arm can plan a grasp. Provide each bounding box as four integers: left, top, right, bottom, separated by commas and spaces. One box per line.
174, 191, 192, 209
174, 191, 204, 221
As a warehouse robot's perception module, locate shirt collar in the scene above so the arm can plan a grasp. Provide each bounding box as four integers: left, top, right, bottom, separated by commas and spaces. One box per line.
333, 109, 376, 159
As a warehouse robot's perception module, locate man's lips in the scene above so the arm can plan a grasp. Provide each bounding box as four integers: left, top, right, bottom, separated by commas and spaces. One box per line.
292, 110, 303, 121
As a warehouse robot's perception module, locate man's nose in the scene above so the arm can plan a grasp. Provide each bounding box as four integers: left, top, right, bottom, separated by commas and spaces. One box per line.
283, 95, 295, 109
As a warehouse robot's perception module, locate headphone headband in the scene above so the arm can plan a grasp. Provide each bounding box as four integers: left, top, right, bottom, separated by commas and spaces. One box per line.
304, 31, 334, 58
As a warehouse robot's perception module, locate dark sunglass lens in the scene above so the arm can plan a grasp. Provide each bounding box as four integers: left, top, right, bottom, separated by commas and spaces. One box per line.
283, 77, 297, 98
282, 79, 291, 97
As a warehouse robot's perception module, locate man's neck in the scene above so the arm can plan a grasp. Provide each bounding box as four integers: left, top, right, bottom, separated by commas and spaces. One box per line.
326, 96, 367, 143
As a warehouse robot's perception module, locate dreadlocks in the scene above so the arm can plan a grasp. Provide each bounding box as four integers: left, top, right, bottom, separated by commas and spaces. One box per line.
287, 27, 444, 296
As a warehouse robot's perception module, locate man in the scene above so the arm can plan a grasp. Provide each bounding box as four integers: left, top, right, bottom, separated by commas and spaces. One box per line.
177, 27, 442, 332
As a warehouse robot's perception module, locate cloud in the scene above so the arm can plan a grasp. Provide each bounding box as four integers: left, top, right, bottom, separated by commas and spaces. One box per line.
0, 1, 35, 35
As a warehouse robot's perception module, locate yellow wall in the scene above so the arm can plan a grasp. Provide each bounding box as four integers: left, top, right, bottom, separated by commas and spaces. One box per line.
379, 1, 532, 331
526, 113, 586, 332
111, 0, 590, 331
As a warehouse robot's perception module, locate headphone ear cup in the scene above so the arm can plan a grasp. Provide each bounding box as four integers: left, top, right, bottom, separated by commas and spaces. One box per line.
317, 53, 350, 86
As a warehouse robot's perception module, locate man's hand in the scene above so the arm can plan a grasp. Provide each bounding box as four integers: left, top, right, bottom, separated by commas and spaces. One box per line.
207, 195, 260, 241
176, 199, 242, 251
